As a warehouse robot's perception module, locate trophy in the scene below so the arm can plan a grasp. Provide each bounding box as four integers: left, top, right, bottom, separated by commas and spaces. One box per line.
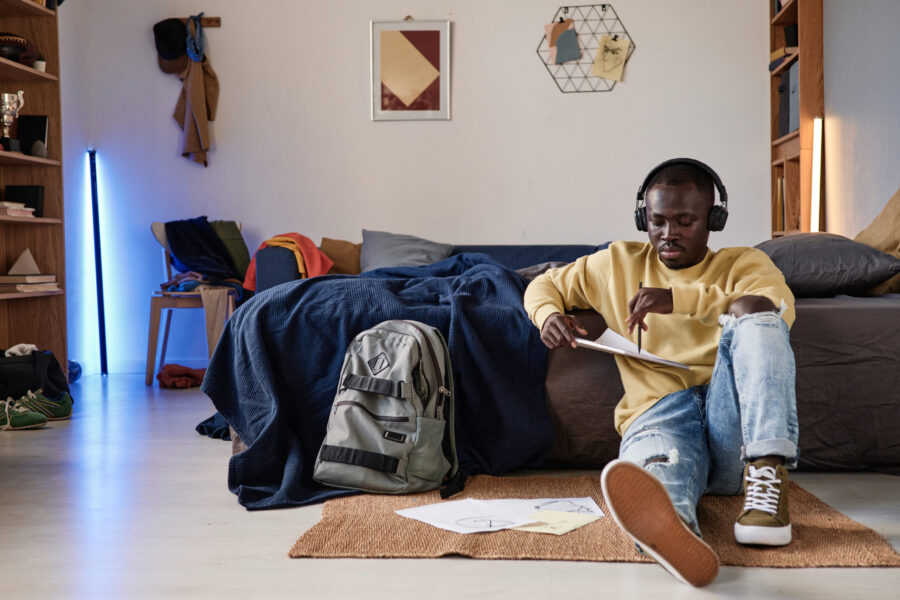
1, 90, 25, 152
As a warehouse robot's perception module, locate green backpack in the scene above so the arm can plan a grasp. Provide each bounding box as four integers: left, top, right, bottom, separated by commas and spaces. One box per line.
313, 320, 464, 497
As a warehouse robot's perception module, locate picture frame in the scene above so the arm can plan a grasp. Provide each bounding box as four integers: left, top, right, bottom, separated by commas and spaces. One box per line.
370, 20, 451, 121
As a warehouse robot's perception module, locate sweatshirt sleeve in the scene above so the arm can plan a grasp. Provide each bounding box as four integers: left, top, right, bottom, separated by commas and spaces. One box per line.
523, 250, 611, 331
670, 248, 796, 327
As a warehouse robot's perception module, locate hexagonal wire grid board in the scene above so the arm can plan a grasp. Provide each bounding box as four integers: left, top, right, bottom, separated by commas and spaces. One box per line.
537, 4, 635, 93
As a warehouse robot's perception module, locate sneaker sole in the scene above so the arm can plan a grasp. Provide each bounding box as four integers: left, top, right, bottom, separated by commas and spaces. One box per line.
2, 421, 48, 430
601, 460, 719, 587
734, 522, 792, 546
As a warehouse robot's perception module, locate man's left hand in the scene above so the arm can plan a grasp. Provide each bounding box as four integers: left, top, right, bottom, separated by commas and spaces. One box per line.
626, 287, 673, 334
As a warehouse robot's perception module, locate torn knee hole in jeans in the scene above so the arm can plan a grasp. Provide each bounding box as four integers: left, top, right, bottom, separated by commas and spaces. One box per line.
643, 448, 679, 468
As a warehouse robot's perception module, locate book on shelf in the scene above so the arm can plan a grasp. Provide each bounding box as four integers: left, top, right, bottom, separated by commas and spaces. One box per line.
775, 177, 785, 231
0, 282, 60, 293
770, 46, 798, 61
5, 185, 45, 217
16, 115, 49, 157
0, 201, 27, 208
768, 53, 796, 72
783, 24, 798, 48
776, 61, 800, 137
787, 61, 799, 132
0, 206, 36, 217
0, 274, 57, 283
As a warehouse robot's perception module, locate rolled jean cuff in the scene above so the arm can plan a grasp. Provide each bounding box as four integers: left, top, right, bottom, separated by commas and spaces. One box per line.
718, 301, 788, 328
743, 439, 799, 469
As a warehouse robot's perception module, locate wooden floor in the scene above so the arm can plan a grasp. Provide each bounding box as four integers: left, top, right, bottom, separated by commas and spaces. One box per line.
1, 373, 899, 599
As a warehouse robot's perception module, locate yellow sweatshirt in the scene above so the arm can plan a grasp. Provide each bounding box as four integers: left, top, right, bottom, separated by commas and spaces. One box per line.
524, 241, 795, 435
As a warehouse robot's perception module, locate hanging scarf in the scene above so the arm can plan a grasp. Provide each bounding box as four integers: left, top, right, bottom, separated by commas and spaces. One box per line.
186, 12, 205, 61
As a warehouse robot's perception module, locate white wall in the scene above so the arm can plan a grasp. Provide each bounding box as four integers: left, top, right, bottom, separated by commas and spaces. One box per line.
59, 0, 770, 374
823, 0, 900, 237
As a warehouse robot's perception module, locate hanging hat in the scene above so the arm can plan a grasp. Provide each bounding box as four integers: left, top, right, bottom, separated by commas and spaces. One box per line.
152, 18, 188, 74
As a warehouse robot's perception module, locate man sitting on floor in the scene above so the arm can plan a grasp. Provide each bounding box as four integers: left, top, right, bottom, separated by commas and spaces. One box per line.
523, 158, 798, 586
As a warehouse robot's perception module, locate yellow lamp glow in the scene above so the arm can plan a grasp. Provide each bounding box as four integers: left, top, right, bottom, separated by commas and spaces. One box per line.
810, 117, 823, 232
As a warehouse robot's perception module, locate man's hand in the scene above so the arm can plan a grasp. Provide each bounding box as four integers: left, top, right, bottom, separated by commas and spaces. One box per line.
540, 313, 588, 349
625, 287, 673, 334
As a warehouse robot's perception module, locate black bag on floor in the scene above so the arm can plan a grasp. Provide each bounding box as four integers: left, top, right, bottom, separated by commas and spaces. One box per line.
0, 350, 70, 400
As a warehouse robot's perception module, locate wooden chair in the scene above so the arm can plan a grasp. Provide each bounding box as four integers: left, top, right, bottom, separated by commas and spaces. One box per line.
145, 222, 240, 385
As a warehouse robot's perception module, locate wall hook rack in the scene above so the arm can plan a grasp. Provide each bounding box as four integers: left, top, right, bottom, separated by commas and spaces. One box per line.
178, 16, 221, 28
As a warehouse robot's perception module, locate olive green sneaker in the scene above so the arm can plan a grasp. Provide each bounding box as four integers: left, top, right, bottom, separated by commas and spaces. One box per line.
734, 461, 791, 546
1, 397, 48, 430
15, 390, 73, 421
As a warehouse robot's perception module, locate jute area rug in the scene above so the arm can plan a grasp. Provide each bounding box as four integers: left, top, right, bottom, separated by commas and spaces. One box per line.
290, 475, 900, 568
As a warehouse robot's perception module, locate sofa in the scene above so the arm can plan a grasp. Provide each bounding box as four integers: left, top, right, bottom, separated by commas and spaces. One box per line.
212, 228, 900, 509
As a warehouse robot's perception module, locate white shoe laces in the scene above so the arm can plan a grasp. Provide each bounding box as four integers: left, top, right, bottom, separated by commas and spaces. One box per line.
743, 465, 782, 515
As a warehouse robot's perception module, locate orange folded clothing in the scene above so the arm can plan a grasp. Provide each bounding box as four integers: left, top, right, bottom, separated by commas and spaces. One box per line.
243, 232, 334, 291
157, 363, 207, 388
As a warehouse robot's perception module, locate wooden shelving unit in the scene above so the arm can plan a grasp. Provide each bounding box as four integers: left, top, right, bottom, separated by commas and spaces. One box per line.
769, 0, 824, 237
0, 0, 67, 371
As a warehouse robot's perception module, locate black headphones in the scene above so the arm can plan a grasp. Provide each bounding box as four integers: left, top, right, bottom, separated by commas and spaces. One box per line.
634, 158, 728, 232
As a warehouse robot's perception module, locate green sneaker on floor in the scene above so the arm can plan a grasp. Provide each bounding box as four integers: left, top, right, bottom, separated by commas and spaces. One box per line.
1, 397, 48, 430
734, 461, 792, 546
15, 390, 73, 421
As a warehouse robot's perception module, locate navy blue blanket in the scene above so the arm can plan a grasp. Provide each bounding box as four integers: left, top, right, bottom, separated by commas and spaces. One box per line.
201, 254, 553, 510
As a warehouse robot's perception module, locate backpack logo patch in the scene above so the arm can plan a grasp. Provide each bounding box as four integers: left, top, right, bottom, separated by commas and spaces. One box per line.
368, 352, 390, 375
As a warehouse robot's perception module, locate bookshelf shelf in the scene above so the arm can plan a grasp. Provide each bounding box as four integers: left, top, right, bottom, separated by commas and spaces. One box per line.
0, 150, 60, 166
0, 215, 63, 224
772, 129, 800, 148
0, 290, 63, 301
0, 56, 58, 82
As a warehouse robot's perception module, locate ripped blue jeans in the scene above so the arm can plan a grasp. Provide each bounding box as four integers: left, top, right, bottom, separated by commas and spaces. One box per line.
618, 310, 798, 535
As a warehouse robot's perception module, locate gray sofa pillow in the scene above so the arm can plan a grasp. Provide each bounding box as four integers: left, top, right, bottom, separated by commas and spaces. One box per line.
360, 229, 454, 272
755, 232, 900, 297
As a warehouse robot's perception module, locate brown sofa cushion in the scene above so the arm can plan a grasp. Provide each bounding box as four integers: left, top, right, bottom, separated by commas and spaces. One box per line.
321, 237, 362, 275
542, 311, 623, 467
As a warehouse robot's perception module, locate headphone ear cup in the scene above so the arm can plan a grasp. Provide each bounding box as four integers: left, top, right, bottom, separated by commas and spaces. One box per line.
708, 205, 728, 231
634, 207, 647, 232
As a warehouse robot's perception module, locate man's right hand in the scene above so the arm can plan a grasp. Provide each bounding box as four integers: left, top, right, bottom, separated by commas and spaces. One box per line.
540, 313, 588, 349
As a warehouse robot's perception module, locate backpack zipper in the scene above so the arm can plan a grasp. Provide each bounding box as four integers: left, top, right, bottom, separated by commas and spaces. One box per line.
334, 400, 410, 422
400, 320, 451, 417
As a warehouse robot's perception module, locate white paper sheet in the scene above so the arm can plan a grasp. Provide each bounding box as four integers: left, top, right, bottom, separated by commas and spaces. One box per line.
576, 328, 690, 370
396, 497, 603, 534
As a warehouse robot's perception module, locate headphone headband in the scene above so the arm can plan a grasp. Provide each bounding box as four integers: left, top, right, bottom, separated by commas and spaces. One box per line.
634, 158, 729, 232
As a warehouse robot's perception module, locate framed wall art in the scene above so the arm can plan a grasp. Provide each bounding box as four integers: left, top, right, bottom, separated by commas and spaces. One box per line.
370, 20, 450, 121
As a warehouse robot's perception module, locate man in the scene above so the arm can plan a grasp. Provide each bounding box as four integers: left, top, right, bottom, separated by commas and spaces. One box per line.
524, 159, 798, 587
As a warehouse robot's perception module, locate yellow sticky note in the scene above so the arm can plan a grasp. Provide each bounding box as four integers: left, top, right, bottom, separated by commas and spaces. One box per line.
513, 510, 600, 535
591, 35, 630, 81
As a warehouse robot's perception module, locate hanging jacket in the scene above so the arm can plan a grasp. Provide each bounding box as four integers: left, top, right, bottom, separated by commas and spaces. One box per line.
173, 18, 218, 167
